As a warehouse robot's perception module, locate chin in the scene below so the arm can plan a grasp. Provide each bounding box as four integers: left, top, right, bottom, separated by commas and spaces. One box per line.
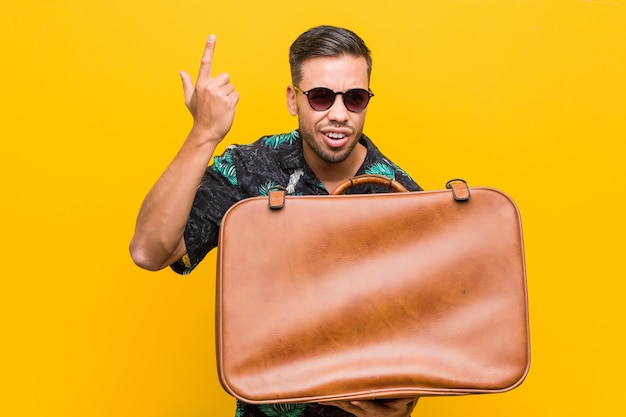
320, 149, 353, 164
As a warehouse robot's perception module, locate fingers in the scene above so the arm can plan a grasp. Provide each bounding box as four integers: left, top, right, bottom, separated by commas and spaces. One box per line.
178, 34, 238, 137
197, 34, 216, 82
178, 35, 224, 114
321, 397, 418, 417
211, 72, 236, 95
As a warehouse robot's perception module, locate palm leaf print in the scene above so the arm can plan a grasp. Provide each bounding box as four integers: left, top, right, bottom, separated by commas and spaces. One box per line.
365, 162, 395, 179
258, 403, 307, 417
258, 181, 279, 196
393, 164, 414, 181
235, 400, 244, 417
212, 151, 238, 187
263, 130, 300, 149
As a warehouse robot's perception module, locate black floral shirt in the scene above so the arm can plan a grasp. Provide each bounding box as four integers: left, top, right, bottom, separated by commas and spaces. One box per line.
171, 129, 421, 416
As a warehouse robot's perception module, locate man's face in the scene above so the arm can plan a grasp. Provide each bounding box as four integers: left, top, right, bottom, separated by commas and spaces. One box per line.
287, 55, 370, 165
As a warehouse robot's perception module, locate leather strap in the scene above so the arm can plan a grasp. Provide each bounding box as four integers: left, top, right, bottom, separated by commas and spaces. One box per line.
330, 174, 408, 195
268, 187, 287, 209
445, 179, 471, 201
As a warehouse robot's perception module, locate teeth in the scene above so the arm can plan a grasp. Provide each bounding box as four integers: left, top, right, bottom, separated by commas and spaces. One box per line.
326, 132, 345, 139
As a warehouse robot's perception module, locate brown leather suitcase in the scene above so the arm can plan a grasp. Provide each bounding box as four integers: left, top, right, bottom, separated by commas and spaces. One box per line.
216, 176, 529, 404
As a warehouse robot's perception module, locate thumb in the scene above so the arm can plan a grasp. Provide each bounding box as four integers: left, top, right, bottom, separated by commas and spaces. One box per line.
179, 70, 194, 106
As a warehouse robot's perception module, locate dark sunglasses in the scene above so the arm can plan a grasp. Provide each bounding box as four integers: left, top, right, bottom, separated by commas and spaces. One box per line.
293, 85, 374, 113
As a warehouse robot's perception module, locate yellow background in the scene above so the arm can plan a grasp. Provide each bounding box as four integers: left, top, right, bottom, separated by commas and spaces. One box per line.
2, 0, 625, 416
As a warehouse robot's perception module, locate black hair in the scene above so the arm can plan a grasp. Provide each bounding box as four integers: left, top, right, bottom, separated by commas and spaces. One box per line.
289, 25, 372, 85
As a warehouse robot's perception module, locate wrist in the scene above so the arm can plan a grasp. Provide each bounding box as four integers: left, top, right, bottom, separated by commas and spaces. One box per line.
181, 127, 223, 160
187, 124, 226, 148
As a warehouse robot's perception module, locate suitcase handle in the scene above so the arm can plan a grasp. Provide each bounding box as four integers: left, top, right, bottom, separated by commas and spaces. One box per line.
330, 174, 408, 195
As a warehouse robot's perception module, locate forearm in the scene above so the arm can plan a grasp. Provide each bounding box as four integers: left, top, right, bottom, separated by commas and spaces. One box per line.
129, 128, 219, 271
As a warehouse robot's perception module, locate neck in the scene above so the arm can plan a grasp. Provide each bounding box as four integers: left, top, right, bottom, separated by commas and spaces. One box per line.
304, 142, 367, 193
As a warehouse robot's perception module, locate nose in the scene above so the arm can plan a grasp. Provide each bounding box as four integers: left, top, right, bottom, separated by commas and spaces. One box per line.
327, 95, 349, 122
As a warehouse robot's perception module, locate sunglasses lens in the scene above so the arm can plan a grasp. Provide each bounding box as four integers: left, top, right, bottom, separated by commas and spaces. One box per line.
307, 88, 335, 111
344, 89, 371, 112
300, 87, 373, 112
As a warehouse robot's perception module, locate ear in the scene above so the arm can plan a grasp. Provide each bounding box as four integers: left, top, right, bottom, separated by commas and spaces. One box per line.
286, 85, 298, 116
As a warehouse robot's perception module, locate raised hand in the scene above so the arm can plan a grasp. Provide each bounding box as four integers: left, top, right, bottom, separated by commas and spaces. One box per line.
179, 34, 239, 145
129, 35, 240, 272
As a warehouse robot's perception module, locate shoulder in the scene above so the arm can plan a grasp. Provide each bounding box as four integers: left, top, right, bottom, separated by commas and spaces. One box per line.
215, 130, 303, 173
224, 130, 301, 158
209, 130, 305, 196
360, 134, 422, 191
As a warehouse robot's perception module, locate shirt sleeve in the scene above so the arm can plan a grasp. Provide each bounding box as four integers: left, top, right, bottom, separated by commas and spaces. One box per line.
170, 149, 242, 275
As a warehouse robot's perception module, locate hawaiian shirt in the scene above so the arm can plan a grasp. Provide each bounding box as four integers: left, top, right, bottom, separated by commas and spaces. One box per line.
171, 129, 421, 416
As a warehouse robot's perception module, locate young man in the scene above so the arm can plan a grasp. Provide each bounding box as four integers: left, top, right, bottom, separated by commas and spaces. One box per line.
130, 26, 421, 417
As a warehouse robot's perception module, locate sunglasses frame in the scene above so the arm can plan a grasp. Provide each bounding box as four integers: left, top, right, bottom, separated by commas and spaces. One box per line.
293, 85, 374, 113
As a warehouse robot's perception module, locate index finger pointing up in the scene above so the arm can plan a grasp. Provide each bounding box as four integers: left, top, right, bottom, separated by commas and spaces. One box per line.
197, 34, 217, 81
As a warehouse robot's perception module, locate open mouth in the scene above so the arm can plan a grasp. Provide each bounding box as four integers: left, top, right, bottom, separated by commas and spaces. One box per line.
322, 130, 351, 148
